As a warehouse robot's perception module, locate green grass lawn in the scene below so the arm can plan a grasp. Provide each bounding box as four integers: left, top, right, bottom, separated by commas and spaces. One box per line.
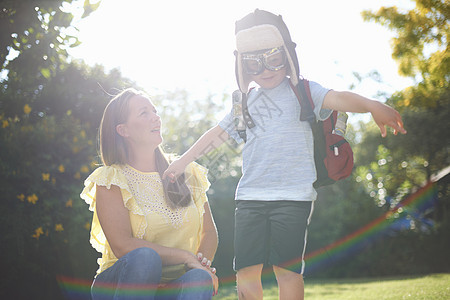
215, 273, 450, 299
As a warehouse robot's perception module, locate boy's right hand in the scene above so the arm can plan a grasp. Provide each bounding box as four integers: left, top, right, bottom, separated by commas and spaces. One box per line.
162, 158, 188, 182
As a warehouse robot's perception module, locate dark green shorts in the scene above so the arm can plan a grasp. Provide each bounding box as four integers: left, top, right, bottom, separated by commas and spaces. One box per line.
233, 200, 313, 274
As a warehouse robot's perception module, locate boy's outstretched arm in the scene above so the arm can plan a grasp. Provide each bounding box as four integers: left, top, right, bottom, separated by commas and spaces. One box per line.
322, 90, 407, 137
163, 125, 230, 179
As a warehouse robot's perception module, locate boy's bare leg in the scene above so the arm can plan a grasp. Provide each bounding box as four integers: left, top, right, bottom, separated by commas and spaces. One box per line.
236, 264, 264, 300
273, 265, 304, 300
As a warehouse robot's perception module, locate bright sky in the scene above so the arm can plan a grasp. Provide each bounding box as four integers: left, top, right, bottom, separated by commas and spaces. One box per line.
68, 0, 415, 105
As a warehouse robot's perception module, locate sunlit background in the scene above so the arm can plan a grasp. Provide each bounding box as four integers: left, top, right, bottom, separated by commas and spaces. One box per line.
67, 0, 415, 105
2, 0, 449, 299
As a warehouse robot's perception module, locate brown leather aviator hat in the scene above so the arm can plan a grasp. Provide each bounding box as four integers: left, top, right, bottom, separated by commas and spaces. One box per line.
234, 9, 301, 93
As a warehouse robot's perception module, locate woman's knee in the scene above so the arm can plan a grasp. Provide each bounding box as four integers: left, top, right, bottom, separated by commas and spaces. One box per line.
185, 268, 212, 285
180, 269, 213, 299
126, 247, 161, 264
124, 247, 162, 277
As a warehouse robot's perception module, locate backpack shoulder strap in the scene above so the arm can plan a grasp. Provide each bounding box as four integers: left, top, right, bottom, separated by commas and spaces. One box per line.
289, 79, 316, 124
242, 90, 255, 129
233, 88, 255, 143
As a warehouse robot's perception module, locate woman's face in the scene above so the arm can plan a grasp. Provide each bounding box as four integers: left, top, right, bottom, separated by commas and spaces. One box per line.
117, 95, 162, 148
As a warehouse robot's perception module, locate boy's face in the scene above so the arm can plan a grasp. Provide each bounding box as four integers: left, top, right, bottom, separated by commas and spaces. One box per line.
242, 47, 288, 89
250, 65, 287, 89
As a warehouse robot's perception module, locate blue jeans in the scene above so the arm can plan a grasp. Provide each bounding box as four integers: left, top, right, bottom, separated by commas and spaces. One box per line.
91, 247, 213, 300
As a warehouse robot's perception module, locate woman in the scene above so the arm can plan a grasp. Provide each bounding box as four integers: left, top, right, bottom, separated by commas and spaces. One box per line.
81, 88, 219, 299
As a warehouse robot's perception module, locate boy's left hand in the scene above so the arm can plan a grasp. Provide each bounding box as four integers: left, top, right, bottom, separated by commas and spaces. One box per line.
163, 158, 188, 182
370, 101, 407, 137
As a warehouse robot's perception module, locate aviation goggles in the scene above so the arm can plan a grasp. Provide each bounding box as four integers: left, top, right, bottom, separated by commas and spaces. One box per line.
242, 47, 287, 75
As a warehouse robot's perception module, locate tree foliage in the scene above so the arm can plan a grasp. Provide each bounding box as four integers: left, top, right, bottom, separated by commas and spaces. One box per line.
335, 0, 450, 278
0, 1, 127, 299
0, 60, 138, 299
0, 0, 99, 71
360, 0, 449, 192
362, 0, 449, 95
302, 0, 450, 278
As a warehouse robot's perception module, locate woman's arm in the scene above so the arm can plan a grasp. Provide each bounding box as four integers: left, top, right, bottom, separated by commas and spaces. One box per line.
95, 184, 200, 267
322, 90, 407, 137
195, 201, 219, 295
196, 202, 219, 263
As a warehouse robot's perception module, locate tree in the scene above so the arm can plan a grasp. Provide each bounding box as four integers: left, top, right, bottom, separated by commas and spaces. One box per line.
0, 0, 100, 72
362, 0, 449, 97
340, 0, 450, 276
360, 0, 449, 201
362, 1, 449, 178
304, 0, 449, 278
0, 1, 137, 299
1, 0, 101, 118
0, 59, 138, 299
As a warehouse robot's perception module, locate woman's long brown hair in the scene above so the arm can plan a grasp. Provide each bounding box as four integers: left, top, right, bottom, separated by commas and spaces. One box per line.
98, 88, 191, 207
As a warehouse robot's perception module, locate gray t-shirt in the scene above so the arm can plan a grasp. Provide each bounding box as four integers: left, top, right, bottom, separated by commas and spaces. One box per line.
219, 78, 331, 201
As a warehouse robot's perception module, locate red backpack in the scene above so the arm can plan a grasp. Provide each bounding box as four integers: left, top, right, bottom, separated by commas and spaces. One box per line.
293, 79, 354, 188
233, 78, 354, 188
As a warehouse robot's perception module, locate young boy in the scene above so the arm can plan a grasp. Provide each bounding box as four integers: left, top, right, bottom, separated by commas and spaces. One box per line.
164, 9, 406, 300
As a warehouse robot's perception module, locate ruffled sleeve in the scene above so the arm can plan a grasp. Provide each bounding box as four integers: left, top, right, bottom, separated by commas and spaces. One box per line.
80, 165, 144, 253
184, 162, 210, 213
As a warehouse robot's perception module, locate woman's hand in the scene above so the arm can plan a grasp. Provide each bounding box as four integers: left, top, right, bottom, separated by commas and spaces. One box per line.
197, 252, 216, 274
184, 253, 219, 296
207, 267, 219, 296
197, 252, 218, 296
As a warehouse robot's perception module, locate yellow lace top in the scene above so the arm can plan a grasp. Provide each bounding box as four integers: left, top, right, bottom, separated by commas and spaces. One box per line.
80, 162, 210, 282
